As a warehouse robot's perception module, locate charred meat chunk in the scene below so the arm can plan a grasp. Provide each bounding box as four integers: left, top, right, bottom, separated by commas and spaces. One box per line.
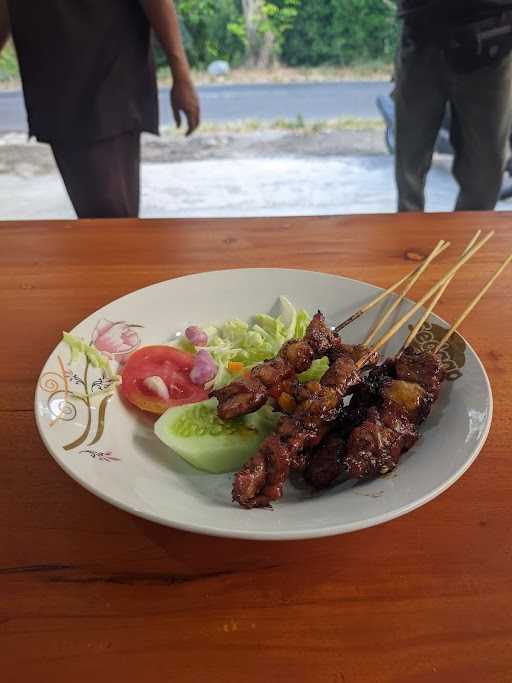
344, 406, 418, 479
232, 351, 362, 508
379, 399, 418, 451
337, 343, 379, 367
251, 356, 294, 388
321, 354, 361, 395
304, 433, 346, 490
380, 378, 434, 423
212, 378, 267, 420
215, 311, 343, 421
232, 435, 291, 509
279, 339, 315, 373
304, 311, 341, 357
395, 347, 445, 399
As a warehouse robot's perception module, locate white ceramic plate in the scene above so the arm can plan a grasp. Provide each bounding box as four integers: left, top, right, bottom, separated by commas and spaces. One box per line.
35, 269, 492, 540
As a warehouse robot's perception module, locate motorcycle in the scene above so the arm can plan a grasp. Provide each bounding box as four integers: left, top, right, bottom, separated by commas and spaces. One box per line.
377, 92, 512, 201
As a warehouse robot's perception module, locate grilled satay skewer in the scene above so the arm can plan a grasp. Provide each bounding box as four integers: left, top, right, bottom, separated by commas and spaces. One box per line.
303, 225, 478, 488
342, 252, 512, 482
212, 311, 347, 420
232, 231, 494, 508
214, 240, 449, 421
305, 231, 480, 487
309, 237, 511, 489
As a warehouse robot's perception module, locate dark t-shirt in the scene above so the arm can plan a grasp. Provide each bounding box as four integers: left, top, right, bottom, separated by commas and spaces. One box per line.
8, 0, 159, 143
398, 0, 512, 23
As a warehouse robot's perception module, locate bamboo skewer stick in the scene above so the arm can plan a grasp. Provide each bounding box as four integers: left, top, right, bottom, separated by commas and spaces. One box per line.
363, 240, 450, 346
334, 240, 448, 333
355, 230, 494, 369
434, 252, 512, 354
400, 230, 481, 352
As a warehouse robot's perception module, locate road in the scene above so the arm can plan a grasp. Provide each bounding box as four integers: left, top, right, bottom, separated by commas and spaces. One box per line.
0, 81, 389, 133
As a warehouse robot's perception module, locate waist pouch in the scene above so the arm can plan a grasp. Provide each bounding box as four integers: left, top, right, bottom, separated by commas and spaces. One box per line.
442, 12, 512, 72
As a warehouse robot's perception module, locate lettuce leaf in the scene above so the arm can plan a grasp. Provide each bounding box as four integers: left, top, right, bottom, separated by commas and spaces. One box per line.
174, 296, 327, 389
298, 357, 330, 383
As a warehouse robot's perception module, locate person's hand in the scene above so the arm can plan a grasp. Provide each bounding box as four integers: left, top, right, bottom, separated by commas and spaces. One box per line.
171, 77, 200, 136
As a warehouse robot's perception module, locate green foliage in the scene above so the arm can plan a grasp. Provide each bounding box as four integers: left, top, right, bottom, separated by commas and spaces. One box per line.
0, 42, 19, 81
176, 0, 246, 69
281, 0, 398, 66
1, 2, 397, 80
224, 0, 300, 65
174, 0, 397, 69
259, 1, 301, 53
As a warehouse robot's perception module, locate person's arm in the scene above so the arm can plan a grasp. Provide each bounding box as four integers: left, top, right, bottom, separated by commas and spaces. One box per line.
140, 0, 200, 135
0, 0, 11, 53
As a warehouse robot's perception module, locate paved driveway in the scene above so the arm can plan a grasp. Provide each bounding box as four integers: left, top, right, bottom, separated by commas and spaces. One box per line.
2, 155, 510, 220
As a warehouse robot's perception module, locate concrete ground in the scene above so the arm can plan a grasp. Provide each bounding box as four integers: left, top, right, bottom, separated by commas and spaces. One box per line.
2, 129, 511, 219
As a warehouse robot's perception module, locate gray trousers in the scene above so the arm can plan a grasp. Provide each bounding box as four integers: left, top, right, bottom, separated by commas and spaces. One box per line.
395, 30, 512, 212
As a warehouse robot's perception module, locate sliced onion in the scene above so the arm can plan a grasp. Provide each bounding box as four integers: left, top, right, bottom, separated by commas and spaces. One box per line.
185, 325, 208, 347
142, 375, 170, 401
190, 350, 217, 385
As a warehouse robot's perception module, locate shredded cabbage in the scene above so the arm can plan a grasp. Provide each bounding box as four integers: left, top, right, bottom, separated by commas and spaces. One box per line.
174, 296, 328, 389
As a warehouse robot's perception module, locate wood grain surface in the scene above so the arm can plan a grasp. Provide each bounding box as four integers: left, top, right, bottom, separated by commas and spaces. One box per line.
2, 213, 512, 683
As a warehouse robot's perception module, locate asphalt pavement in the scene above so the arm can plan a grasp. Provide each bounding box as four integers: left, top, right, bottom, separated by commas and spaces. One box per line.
0, 81, 390, 133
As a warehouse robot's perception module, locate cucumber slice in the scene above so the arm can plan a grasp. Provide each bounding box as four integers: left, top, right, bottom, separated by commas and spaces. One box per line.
154, 398, 280, 474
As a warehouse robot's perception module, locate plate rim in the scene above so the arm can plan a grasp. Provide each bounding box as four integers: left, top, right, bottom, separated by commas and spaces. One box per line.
34, 267, 494, 540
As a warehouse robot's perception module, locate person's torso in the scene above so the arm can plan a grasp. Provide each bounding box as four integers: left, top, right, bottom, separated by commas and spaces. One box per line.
398, 0, 512, 25
8, 0, 159, 142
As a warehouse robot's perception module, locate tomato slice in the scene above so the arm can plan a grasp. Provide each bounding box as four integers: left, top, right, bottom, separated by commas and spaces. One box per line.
120, 345, 208, 415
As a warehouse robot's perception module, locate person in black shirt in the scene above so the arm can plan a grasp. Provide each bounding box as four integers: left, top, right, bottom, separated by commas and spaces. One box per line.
395, 0, 512, 211
0, 0, 199, 218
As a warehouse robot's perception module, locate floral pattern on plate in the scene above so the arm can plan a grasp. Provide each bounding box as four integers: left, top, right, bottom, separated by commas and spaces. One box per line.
38, 319, 143, 456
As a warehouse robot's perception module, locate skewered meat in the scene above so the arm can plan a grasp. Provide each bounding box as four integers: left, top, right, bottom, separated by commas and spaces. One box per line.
305, 311, 342, 356
306, 349, 444, 488
232, 436, 291, 509
344, 405, 417, 479
341, 349, 443, 481
213, 312, 337, 420
250, 356, 294, 388
213, 310, 378, 421
304, 433, 345, 489
302, 363, 393, 489
338, 343, 379, 366
210, 378, 268, 421
395, 346, 444, 398
232, 352, 362, 508
279, 339, 315, 373
303, 362, 397, 490
381, 379, 432, 423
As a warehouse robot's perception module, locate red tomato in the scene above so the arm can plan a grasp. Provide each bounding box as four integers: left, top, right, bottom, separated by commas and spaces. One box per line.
120, 345, 208, 415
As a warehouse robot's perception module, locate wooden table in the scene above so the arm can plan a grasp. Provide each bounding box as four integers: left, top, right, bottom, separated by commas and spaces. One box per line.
2, 213, 512, 682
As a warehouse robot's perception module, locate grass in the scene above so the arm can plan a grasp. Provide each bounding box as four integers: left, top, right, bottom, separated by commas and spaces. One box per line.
157, 61, 393, 86
160, 115, 384, 136
0, 47, 392, 90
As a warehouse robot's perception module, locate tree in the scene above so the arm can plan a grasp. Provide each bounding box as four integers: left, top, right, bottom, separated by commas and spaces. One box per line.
236, 0, 301, 67
174, 0, 396, 70
177, 0, 246, 68
282, 0, 397, 66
